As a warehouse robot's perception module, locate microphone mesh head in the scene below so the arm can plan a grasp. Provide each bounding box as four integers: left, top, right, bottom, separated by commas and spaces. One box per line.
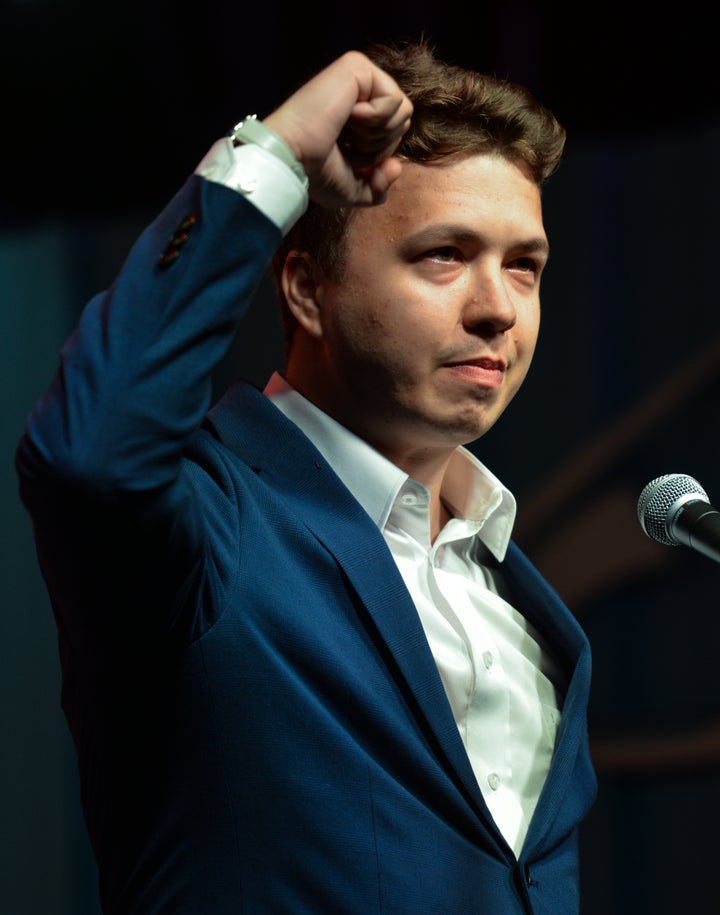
637, 473, 708, 546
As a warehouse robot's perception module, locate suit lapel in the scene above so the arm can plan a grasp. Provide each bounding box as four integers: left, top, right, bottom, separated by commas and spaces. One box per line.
205, 381, 593, 850
206, 381, 489, 817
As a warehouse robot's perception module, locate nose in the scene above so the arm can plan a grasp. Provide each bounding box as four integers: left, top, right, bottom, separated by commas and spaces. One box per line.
462, 270, 517, 335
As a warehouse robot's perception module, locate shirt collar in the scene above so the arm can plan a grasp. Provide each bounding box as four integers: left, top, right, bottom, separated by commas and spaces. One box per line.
264, 372, 516, 561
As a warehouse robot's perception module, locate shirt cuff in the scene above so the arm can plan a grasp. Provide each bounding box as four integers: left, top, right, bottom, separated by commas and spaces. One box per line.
194, 137, 308, 236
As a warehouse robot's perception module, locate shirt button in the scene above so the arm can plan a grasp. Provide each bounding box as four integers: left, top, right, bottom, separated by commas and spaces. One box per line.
482, 651, 494, 670
487, 772, 500, 791
400, 493, 417, 505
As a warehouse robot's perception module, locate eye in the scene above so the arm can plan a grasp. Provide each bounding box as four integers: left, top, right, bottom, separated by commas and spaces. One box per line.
509, 256, 541, 275
423, 246, 461, 263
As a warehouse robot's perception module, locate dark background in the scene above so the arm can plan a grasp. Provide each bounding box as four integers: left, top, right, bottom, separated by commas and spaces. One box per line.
3, 2, 720, 913
3, 0, 719, 219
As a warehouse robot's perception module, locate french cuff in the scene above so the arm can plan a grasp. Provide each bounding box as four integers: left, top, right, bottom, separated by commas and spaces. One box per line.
194, 137, 308, 236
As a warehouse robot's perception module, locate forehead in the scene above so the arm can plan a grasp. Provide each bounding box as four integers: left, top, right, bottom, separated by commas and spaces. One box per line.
348, 153, 544, 243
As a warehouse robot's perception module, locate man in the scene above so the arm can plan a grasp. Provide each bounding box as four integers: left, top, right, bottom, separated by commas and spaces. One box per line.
16, 40, 596, 914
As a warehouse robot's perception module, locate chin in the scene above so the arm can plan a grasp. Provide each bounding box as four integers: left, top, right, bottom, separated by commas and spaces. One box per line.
425, 419, 493, 449
444, 406, 501, 440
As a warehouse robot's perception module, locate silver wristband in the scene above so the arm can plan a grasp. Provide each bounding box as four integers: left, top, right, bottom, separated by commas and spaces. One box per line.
228, 115, 308, 188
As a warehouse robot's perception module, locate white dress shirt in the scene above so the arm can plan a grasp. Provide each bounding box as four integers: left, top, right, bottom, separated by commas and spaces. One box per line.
266, 375, 565, 857
196, 135, 565, 857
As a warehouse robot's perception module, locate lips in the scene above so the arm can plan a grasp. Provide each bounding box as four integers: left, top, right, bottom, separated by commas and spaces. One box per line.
442, 355, 506, 388
444, 356, 506, 372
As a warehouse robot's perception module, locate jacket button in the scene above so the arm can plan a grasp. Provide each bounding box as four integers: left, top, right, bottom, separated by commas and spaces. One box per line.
157, 213, 197, 269
157, 247, 180, 268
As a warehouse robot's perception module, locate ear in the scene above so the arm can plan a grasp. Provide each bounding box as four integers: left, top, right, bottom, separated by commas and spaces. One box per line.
281, 250, 325, 339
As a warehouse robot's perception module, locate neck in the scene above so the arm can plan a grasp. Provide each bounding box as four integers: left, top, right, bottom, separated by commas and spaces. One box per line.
384, 445, 456, 543
282, 361, 458, 541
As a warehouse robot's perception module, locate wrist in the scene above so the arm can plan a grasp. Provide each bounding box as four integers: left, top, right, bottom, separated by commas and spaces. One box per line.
227, 115, 308, 189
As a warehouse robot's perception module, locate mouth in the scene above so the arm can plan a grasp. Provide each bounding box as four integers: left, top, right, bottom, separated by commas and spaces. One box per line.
445, 356, 505, 371
442, 356, 506, 387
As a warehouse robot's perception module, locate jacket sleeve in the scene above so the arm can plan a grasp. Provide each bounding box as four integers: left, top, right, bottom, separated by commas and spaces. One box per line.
15, 174, 282, 659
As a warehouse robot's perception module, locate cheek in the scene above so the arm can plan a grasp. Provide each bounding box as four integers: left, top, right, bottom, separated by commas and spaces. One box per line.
506, 310, 540, 382
330, 285, 405, 349
517, 305, 541, 354
325, 295, 393, 371
326, 262, 441, 368
523, 327, 540, 363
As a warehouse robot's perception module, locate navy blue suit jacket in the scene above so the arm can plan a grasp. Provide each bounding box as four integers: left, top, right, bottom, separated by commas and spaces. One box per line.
16, 174, 596, 914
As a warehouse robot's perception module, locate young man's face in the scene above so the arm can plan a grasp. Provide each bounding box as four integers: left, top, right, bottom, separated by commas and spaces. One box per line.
286, 153, 548, 466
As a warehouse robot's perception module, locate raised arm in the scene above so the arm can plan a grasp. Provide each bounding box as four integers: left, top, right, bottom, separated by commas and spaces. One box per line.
14, 51, 411, 652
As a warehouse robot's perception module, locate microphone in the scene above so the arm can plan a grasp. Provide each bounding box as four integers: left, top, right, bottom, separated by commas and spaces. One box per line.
637, 473, 720, 564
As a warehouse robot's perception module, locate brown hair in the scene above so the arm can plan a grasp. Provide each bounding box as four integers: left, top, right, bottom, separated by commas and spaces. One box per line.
271, 39, 566, 349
